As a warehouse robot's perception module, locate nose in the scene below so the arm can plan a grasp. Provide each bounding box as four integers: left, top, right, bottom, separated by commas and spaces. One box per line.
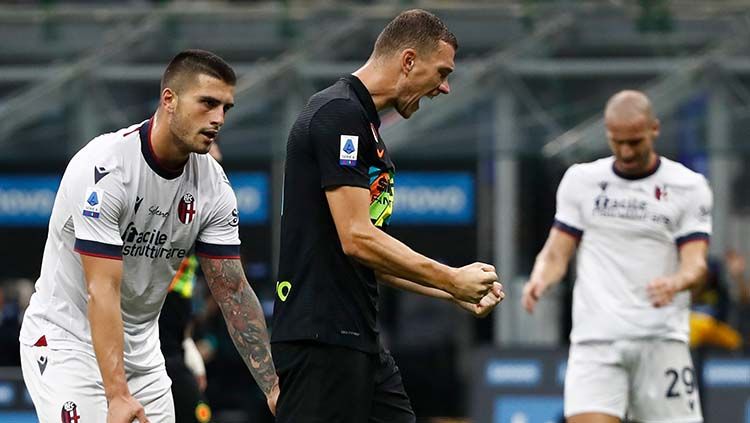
619, 144, 634, 160
210, 108, 225, 127
439, 80, 450, 95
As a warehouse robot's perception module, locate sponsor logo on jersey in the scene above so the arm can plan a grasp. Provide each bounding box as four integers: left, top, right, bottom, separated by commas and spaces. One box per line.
148, 205, 170, 218
276, 280, 292, 301
339, 135, 358, 166
37, 355, 48, 375
178, 193, 196, 224
698, 205, 711, 222
593, 194, 671, 225
82, 187, 104, 218
94, 166, 110, 184
121, 221, 188, 259
61, 401, 81, 423
228, 208, 239, 227
134, 196, 144, 214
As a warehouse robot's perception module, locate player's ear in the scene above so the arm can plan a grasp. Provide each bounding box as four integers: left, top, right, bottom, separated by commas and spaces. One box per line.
652, 118, 661, 138
162, 88, 177, 114
401, 49, 416, 75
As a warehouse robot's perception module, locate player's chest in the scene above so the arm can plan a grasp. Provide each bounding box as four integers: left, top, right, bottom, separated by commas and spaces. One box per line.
582, 180, 683, 232
120, 178, 202, 249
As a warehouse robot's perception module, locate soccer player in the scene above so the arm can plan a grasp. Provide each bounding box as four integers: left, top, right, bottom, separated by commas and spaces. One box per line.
19, 50, 278, 423
271, 9, 503, 423
522, 90, 712, 423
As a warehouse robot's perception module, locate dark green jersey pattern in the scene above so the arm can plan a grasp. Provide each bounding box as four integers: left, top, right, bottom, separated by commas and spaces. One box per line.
271, 75, 395, 353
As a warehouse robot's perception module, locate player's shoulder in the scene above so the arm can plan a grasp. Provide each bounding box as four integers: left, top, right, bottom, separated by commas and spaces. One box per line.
564, 157, 614, 180
306, 80, 364, 122
192, 153, 232, 193
67, 120, 146, 180
658, 156, 709, 187
75, 121, 143, 159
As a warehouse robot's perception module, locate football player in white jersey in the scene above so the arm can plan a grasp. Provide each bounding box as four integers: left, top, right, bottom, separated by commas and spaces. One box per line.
19, 50, 279, 423
522, 90, 712, 423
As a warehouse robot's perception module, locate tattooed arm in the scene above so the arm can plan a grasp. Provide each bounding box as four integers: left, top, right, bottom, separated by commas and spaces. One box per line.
198, 256, 279, 413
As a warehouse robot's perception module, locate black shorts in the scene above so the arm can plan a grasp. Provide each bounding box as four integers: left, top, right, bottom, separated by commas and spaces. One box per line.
272, 341, 416, 423
164, 355, 212, 423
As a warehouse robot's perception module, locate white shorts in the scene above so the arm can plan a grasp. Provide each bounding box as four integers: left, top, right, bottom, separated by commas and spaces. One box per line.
21, 342, 175, 423
564, 339, 703, 423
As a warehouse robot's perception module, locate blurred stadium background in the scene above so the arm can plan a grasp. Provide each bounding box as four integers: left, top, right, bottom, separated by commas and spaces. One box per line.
1, 0, 750, 422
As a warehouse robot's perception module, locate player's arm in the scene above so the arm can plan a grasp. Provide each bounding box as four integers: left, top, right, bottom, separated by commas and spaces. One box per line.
326, 186, 496, 303
647, 240, 709, 307
521, 227, 578, 314
377, 271, 504, 318
649, 176, 713, 307
81, 255, 148, 423
198, 256, 279, 413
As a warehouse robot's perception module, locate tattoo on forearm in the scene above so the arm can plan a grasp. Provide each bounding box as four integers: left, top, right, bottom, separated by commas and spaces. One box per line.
199, 257, 277, 395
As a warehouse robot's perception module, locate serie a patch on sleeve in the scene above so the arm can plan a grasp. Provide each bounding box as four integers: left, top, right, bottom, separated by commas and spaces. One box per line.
82, 187, 105, 219
339, 135, 358, 166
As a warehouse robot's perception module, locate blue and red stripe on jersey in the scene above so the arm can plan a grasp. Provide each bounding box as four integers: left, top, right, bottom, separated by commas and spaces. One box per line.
553, 219, 584, 239
74, 239, 122, 260
676, 232, 710, 247
195, 241, 241, 259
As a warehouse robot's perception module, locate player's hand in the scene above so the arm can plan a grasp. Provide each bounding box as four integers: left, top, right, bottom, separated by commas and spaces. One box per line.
450, 262, 498, 303
647, 276, 681, 307
725, 250, 746, 282
266, 381, 280, 416
196, 374, 207, 393
521, 279, 548, 314
107, 394, 149, 423
455, 282, 505, 318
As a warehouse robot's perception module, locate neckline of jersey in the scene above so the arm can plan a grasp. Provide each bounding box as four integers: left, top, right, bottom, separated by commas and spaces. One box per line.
341, 74, 381, 129
611, 156, 661, 181
139, 117, 184, 180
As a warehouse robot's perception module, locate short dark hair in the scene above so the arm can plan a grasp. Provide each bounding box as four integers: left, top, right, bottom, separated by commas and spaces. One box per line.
160, 49, 236, 92
373, 9, 458, 58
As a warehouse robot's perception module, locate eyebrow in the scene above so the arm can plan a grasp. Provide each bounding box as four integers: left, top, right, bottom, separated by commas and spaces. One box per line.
199, 95, 234, 109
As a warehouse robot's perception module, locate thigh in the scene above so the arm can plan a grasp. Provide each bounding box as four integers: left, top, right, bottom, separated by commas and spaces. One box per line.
564, 343, 628, 420
628, 340, 703, 423
20, 343, 108, 423
129, 365, 176, 423
273, 342, 374, 423
369, 349, 415, 423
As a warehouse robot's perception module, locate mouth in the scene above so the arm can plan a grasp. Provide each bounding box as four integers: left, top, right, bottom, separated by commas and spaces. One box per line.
200, 129, 219, 142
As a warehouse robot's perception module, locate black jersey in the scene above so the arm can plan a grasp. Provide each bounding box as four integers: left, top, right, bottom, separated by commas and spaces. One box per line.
271, 75, 395, 353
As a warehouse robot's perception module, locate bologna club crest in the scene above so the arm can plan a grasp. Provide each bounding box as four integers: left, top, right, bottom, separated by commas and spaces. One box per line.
61, 401, 81, 423
655, 185, 668, 201
178, 193, 196, 224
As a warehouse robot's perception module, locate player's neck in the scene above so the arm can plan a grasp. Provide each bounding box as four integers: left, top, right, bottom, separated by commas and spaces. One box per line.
352, 60, 398, 112
149, 111, 189, 171
613, 152, 660, 179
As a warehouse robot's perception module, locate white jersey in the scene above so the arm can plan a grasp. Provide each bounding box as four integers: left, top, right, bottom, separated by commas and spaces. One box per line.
554, 156, 712, 343
20, 118, 241, 372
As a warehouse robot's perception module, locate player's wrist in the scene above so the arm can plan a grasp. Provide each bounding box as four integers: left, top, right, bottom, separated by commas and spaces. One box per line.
104, 381, 131, 402
441, 265, 461, 293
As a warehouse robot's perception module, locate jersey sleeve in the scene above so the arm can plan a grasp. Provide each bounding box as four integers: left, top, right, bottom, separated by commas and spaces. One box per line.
195, 179, 241, 259
70, 157, 127, 260
309, 99, 371, 189
553, 165, 585, 239
675, 176, 713, 247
